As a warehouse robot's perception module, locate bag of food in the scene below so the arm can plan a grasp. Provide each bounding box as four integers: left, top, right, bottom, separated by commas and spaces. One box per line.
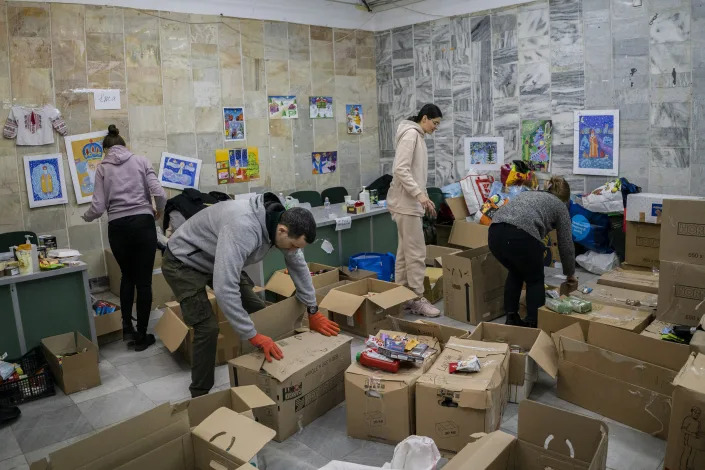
459, 170, 494, 215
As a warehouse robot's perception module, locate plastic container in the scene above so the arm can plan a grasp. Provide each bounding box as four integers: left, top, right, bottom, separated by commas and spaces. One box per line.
359, 186, 371, 212
0, 347, 55, 406
356, 350, 400, 373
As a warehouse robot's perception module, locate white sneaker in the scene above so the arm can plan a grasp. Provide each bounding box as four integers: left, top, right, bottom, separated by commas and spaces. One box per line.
403, 297, 441, 317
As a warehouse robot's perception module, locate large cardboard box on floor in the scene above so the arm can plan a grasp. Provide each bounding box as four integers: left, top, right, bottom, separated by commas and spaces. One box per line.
442, 246, 506, 325
597, 267, 659, 294
339, 266, 378, 281
319, 279, 417, 337
93, 309, 123, 345
416, 337, 509, 452
626, 192, 705, 224
660, 198, 705, 266
572, 281, 658, 313
41, 332, 100, 395
469, 323, 558, 403
156, 293, 305, 365
265, 263, 339, 298
105, 249, 175, 309
657, 260, 705, 326
665, 353, 705, 470
447, 219, 489, 249
345, 329, 441, 444
554, 322, 691, 439
229, 332, 352, 442
538, 300, 652, 337
444, 400, 609, 470
626, 221, 661, 269
29, 385, 276, 470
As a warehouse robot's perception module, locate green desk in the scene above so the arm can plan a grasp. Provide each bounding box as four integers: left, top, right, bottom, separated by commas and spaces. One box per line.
256, 203, 398, 284
0, 263, 96, 358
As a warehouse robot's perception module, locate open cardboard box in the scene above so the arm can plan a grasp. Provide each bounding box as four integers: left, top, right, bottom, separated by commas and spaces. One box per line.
345, 329, 441, 445
538, 300, 652, 337
229, 332, 352, 442
444, 400, 609, 470
319, 279, 417, 337
105, 249, 175, 309
379, 316, 470, 346
265, 263, 340, 298
29, 385, 276, 470
553, 322, 691, 439
416, 337, 509, 452
469, 323, 558, 403
339, 266, 378, 282
94, 309, 123, 345
425, 245, 461, 267
41, 332, 100, 395
571, 281, 658, 313
423, 266, 444, 304
597, 267, 659, 294
447, 220, 489, 249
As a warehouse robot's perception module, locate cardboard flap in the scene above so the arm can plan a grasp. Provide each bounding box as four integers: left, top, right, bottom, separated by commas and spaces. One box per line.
261, 333, 352, 382
319, 289, 366, 316
448, 220, 489, 249
518, 400, 608, 464
229, 351, 267, 374
528, 330, 559, 379
551, 322, 586, 348
230, 385, 276, 412
672, 353, 705, 391
192, 407, 275, 463
446, 196, 470, 220
155, 307, 189, 353
383, 316, 469, 344
264, 270, 297, 297
442, 431, 515, 470
368, 286, 417, 310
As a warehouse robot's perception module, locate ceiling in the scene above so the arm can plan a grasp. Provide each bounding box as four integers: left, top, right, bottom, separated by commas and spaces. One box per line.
359, 0, 425, 12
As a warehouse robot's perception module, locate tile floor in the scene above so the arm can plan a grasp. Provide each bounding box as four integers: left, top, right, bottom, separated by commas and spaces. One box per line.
0, 268, 665, 469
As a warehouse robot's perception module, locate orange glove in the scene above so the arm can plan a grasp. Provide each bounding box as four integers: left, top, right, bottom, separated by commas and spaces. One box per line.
308, 312, 340, 336
248, 333, 284, 362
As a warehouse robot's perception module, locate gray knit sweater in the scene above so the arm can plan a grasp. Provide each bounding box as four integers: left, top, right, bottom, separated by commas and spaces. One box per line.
492, 191, 576, 276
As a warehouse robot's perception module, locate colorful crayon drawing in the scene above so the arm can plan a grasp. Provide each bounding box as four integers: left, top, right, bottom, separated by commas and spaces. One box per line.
521, 119, 552, 172
64, 131, 108, 204
312, 151, 337, 175
223, 107, 245, 141
309, 97, 333, 119
158, 153, 202, 190
268, 96, 298, 119
215, 147, 260, 184
464, 137, 504, 171
573, 110, 619, 176
346, 104, 363, 134
23, 153, 68, 208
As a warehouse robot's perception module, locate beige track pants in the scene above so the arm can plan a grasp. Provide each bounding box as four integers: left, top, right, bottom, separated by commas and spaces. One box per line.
391, 211, 425, 297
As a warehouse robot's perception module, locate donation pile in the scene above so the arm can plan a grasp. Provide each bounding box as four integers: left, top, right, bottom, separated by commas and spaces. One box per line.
358, 333, 438, 373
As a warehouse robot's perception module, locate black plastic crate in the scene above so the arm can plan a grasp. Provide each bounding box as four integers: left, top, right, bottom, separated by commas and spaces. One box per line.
0, 347, 55, 406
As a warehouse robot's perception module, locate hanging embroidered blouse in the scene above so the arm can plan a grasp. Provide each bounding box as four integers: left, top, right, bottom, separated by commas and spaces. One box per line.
3, 105, 68, 145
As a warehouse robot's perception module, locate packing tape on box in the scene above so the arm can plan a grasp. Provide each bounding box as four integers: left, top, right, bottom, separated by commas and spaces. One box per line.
626, 388, 667, 437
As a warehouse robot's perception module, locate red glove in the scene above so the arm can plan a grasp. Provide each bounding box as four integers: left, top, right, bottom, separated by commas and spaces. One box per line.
308, 312, 340, 336
249, 334, 284, 362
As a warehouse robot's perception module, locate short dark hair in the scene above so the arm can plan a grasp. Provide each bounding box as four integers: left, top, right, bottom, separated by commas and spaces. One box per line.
409, 104, 443, 123
280, 207, 316, 244
103, 124, 126, 149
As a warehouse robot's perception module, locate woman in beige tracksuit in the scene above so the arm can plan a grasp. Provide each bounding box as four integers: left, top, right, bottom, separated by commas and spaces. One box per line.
387, 104, 443, 317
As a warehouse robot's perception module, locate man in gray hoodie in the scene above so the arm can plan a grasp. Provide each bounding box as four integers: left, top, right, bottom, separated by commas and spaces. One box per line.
162, 192, 340, 397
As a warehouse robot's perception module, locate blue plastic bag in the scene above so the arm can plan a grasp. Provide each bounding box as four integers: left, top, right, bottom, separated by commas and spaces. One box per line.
441, 182, 462, 199
569, 201, 612, 253
348, 252, 396, 282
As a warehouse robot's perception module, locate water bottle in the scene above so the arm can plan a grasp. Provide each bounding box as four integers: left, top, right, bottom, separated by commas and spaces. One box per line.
324, 197, 331, 216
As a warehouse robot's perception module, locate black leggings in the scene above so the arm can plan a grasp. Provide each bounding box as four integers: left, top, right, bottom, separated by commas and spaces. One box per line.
488, 223, 545, 323
108, 214, 157, 333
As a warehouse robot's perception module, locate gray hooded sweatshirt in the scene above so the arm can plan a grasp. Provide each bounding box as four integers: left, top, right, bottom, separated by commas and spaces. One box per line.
166, 195, 317, 340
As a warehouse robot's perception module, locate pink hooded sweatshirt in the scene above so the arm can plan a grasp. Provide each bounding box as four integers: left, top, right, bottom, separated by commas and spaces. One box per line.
83, 145, 166, 223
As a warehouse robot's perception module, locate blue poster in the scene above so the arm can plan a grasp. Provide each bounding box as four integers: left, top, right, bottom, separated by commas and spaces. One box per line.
158, 152, 202, 190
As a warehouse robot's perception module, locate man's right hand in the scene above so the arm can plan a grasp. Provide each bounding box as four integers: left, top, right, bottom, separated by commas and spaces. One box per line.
248, 333, 284, 362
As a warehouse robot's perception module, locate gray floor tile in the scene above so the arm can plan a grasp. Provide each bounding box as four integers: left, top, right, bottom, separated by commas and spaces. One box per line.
294, 416, 364, 461
340, 440, 395, 467
76, 386, 155, 430
0, 455, 28, 470
23, 431, 95, 466
0, 427, 22, 462
606, 420, 666, 470
70, 360, 132, 404
136, 370, 192, 405
99, 338, 168, 367
116, 351, 188, 385
18, 387, 72, 417
11, 404, 93, 453
259, 438, 330, 470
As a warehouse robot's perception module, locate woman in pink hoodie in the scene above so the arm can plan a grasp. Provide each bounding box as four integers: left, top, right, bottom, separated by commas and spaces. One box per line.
83, 125, 166, 351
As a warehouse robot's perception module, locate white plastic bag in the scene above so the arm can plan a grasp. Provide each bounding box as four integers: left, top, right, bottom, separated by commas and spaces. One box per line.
580, 179, 624, 213
576, 251, 619, 275
318, 436, 441, 470
459, 170, 494, 215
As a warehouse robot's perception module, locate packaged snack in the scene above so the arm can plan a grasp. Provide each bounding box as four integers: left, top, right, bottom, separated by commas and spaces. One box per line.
449, 356, 482, 373
545, 298, 573, 314
567, 296, 592, 313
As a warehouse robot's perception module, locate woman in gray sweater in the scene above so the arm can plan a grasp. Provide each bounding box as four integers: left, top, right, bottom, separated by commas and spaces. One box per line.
489, 176, 577, 328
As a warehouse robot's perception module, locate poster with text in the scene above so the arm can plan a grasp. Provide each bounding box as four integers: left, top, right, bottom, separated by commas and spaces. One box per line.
223, 107, 245, 141
346, 104, 363, 134
573, 110, 619, 176
215, 147, 260, 184
268, 96, 298, 119
521, 119, 552, 172
158, 152, 201, 190
309, 96, 333, 119
65, 130, 108, 204
312, 151, 337, 175
464, 137, 504, 171
23, 153, 69, 208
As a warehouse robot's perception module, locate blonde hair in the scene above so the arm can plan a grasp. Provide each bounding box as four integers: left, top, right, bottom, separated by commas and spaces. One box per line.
545, 176, 571, 203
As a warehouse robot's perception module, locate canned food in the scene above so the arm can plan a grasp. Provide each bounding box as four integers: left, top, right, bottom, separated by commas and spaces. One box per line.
38, 235, 57, 250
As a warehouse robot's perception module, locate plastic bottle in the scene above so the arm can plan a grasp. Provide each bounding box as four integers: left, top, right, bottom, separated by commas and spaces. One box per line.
356, 350, 400, 373
324, 196, 331, 216
359, 186, 371, 212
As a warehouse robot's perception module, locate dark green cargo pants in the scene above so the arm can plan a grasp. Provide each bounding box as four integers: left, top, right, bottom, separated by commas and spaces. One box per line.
161, 248, 265, 397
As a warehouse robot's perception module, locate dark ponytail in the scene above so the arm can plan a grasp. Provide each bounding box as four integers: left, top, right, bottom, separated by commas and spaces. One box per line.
408, 104, 443, 123
103, 124, 126, 149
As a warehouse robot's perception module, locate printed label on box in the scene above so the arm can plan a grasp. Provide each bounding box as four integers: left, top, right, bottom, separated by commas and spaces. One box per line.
651, 203, 662, 217
365, 411, 386, 427
294, 371, 343, 413
675, 285, 705, 301
283, 383, 303, 401
677, 222, 705, 238
636, 236, 660, 248
435, 421, 459, 437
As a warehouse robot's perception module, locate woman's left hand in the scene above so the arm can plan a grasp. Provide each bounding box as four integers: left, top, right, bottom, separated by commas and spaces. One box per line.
419, 195, 437, 218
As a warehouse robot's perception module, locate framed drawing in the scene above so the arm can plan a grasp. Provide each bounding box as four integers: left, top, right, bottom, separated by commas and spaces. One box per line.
268, 96, 298, 119
573, 110, 619, 176
215, 147, 260, 184
64, 130, 108, 204
464, 137, 504, 171
312, 151, 337, 174
158, 152, 202, 190
23, 153, 69, 208
223, 107, 245, 141
345, 104, 363, 134
309, 97, 333, 119
521, 119, 552, 172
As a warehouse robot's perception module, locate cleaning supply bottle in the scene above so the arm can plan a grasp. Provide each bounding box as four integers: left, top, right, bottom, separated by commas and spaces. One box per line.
356, 350, 400, 373
359, 186, 371, 212
324, 196, 331, 216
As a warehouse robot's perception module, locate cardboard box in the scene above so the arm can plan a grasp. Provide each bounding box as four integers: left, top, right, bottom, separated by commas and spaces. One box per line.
105, 249, 175, 309
416, 337, 509, 452
469, 323, 558, 403
626, 192, 704, 224
315, 280, 352, 320
597, 267, 659, 294
661, 199, 705, 266
345, 329, 440, 444
640, 319, 677, 340
156, 294, 305, 365
448, 220, 489, 249
445, 196, 470, 220
425, 245, 461, 267
29, 386, 276, 470
665, 353, 705, 470
319, 279, 417, 337
626, 221, 661, 269
554, 322, 691, 439
379, 316, 471, 346
423, 267, 444, 304
442, 247, 506, 325
538, 301, 651, 337
229, 332, 352, 442
339, 266, 378, 281
657, 260, 705, 326
94, 309, 123, 345
572, 281, 658, 313
444, 400, 609, 470
265, 263, 339, 298
41, 332, 100, 395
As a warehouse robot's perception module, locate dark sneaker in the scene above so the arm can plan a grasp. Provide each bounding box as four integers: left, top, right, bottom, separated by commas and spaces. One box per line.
133, 333, 156, 352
